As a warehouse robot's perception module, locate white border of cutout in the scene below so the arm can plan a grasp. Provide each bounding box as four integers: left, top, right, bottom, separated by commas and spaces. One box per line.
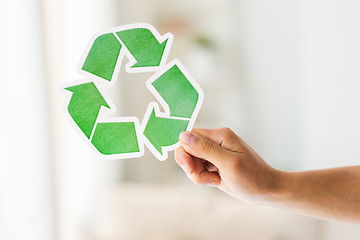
62, 23, 204, 161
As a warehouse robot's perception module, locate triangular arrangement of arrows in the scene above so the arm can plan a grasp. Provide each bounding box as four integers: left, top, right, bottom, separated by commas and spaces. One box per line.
63, 23, 204, 161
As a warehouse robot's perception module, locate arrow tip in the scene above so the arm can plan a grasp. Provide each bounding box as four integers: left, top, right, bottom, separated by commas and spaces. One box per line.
65, 82, 110, 109
145, 108, 164, 155
143, 105, 190, 158
130, 36, 169, 69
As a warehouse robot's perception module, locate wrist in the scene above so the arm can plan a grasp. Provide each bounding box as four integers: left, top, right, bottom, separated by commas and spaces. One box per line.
261, 169, 293, 207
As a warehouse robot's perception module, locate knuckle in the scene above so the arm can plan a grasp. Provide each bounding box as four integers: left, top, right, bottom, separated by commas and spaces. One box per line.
221, 127, 233, 134
190, 175, 202, 185
220, 127, 235, 140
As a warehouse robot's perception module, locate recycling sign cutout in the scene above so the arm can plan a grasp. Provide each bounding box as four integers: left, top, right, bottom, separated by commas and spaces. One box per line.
63, 23, 204, 161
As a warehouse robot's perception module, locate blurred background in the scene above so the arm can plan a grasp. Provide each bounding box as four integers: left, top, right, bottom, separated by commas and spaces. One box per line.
1, 0, 360, 239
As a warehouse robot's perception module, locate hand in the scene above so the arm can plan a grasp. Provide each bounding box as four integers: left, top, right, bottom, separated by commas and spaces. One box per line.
176, 128, 360, 223
175, 128, 283, 204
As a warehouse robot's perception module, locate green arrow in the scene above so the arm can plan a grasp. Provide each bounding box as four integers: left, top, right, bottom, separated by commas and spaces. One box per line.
143, 107, 189, 155
151, 64, 199, 118
91, 122, 140, 155
116, 28, 168, 68
82, 33, 122, 81
65, 82, 109, 138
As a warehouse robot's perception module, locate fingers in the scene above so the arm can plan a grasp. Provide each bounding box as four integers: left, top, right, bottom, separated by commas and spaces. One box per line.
176, 127, 244, 189
193, 157, 221, 186
174, 146, 194, 174
179, 131, 234, 169
205, 161, 218, 172
192, 127, 244, 153
175, 146, 221, 186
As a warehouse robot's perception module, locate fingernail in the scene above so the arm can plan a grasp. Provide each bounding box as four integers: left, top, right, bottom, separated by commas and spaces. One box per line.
180, 164, 192, 175
179, 132, 195, 146
207, 179, 219, 187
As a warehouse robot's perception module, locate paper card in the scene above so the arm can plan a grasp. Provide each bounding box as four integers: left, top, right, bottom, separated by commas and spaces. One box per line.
63, 23, 204, 161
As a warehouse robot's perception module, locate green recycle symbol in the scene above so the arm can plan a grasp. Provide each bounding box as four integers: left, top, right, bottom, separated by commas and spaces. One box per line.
63, 23, 204, 161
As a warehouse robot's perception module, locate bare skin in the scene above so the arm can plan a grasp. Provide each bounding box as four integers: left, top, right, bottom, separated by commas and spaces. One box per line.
175, 127, 360, 223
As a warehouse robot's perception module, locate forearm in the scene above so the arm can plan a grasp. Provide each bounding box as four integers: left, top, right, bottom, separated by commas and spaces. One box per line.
268, 166, 360, 223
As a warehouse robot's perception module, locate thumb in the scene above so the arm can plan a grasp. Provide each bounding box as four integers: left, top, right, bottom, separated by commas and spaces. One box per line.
179, 131, 231, 169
